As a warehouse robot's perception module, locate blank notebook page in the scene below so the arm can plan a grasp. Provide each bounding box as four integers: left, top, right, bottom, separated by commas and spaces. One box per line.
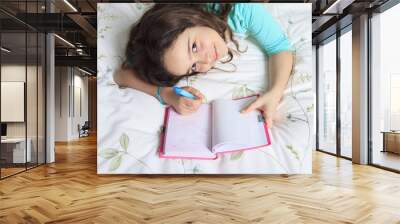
163, 104, 215, 158
212, 97, 268, 153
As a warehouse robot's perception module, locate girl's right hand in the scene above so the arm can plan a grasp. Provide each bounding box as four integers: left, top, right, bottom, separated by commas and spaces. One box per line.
161, 86, 205, 115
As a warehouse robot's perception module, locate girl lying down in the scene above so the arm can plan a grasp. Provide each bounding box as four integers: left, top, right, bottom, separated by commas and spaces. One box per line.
114, 3, 294, 126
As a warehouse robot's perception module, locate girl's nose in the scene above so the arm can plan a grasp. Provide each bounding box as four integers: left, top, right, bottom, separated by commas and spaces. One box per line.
199, 51, 213, 64
197, 56, 213, 72
195, 49, 214, 72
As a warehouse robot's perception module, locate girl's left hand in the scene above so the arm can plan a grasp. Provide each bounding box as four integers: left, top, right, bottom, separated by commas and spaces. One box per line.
240, 90, 283, 127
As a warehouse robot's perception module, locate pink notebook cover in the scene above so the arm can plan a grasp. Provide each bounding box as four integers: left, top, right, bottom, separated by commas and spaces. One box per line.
158, 95, 271, 160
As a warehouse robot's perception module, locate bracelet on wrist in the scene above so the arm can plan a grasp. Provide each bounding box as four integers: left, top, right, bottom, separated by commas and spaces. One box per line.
155, 86, 166, 105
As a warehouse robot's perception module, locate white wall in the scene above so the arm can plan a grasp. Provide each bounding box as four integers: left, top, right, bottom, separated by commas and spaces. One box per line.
54, 67, 69, 141
71, 72, 89, 139
54, 67, 89, 141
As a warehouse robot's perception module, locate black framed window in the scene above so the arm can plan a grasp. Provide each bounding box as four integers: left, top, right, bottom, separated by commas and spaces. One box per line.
0, 0, 47, 180
316, 24, 353, 160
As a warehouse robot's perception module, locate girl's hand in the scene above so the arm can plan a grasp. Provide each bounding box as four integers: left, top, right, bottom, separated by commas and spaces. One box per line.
240, 90, 283, 127
161, 86, 205, 115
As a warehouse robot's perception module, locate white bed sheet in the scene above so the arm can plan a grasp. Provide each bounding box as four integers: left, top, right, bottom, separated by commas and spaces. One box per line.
97, 3, 314, 174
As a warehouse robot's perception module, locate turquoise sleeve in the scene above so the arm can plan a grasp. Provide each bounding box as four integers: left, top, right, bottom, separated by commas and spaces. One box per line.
236, 3, 293, 56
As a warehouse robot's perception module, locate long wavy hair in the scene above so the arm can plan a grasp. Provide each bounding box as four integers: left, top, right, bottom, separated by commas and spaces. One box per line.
123, 3, 242, 87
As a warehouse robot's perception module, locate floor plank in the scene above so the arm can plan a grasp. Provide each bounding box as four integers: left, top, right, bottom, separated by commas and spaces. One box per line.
1, 134, 400, 223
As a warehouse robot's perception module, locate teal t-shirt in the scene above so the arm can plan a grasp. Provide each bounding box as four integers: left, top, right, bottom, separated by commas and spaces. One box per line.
206, 3, 293, 56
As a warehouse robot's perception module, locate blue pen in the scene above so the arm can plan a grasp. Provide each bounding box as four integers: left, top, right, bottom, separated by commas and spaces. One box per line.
173, 86, 197, 100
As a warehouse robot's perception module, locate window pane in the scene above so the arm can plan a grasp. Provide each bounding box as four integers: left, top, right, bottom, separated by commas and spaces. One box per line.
390, 75, 400, 130
318, 38, 337, 154
340, 29, 352, 158
1, 30, 28, 178
371, 3, 400, 171
38, 32, 45, 165
27, 31, 38, 169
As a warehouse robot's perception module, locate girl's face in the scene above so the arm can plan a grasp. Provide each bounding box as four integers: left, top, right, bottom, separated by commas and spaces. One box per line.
163, 26, 228, 76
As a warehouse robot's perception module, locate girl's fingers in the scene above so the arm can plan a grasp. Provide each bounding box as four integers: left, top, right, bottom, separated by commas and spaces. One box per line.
181, 98, 198, 112
263, 108, 276, 127
241, 99, 262, 114
183, 100, 193, 108
263, 111, 271, 125
183, 86, 205, 101
185, 105, 198, 114
178, 104, 195, 114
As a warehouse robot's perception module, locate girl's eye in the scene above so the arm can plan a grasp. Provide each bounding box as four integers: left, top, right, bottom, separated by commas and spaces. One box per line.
192, 42, 197, 53
191, 43, 197, 72
191, 63, 197, 72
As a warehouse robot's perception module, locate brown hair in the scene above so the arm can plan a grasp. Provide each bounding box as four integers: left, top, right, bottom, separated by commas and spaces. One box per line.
123, 3, 241, 87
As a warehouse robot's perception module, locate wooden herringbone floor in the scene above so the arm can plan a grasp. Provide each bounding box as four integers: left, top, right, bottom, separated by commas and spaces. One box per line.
1, 134, 400, 224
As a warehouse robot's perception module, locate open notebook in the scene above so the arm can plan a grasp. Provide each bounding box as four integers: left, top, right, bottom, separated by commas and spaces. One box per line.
159, 95, 271, 160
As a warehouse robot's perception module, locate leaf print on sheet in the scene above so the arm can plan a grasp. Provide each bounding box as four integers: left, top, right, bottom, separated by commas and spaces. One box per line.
286, 145, 300, 161
187, 75, 199, 87
192, 166, 201, 174
97, 5, 104, 13
99, 133, 153, 172
287, 71, 313, 172
294, 73, 312, 85
98, 26, 112, 35
120, 133, 129, 152
99, 148, 118, 159
97, 54, 106, 60
286, 113, 296, 123
129, 3, 154, 14
135, 3, 143, 10
98, 12, 119, 22
109, 154, 122, 171
232, 84, 256, 99
230, 151, 244, 161
286, 113, 307, 123
306, 104, 314, 113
